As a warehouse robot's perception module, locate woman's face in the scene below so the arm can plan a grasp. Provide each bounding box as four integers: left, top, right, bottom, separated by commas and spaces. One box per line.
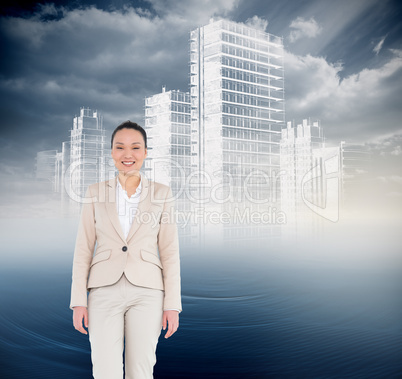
111, 128, 147, 174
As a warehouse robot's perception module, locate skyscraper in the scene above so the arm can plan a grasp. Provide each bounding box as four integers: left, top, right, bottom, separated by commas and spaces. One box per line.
34, 107, 110, 215
144, 88, 192, 245
65, 107, 108, 211
281, 119, 346, 238
280, 119, 325, 224
189, 19, 285, 244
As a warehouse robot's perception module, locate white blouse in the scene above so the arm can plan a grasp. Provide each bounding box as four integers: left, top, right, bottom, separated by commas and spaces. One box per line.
115, 175, 179, 313
116, 175, 142, 240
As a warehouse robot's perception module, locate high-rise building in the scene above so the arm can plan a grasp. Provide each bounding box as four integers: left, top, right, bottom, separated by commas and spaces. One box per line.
64, 107, 108, 212
144, 88, 192, 245
35, 107, 110, 215
280, 119, 348, 238
280, 119, 325, 224
189, 19, 285, 245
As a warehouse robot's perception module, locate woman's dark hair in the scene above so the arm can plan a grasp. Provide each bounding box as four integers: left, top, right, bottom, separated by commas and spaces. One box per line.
111, 121, 147, 149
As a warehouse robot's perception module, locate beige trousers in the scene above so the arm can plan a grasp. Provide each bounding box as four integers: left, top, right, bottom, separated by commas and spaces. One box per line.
88, 273, 164, 379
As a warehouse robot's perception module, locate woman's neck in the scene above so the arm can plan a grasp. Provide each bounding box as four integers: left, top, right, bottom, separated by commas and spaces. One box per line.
118, 171, 141, 190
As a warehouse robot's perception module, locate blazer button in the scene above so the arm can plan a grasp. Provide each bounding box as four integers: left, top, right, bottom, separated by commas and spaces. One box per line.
122, 246, 128, 252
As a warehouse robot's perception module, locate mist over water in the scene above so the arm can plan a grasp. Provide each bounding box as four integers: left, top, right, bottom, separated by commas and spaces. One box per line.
0, 211, 401, 378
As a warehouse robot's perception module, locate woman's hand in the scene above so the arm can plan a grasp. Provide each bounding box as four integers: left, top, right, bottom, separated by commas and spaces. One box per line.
162, 310, 179, 339
73, 306, 89, 335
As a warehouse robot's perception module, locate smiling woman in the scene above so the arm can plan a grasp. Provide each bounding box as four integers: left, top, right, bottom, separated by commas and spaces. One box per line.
110, 123, 148, 195
70, 121, 182, 379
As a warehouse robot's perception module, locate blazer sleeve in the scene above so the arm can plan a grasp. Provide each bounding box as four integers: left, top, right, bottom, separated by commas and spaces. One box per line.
69, 186, 97, 310
157, 186, 182, 313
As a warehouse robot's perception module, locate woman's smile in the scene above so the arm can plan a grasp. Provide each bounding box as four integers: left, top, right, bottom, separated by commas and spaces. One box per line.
122, 161, 135, 166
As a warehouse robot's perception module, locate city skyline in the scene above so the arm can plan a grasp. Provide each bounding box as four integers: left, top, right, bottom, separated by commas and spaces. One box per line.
1, 0, 401, 219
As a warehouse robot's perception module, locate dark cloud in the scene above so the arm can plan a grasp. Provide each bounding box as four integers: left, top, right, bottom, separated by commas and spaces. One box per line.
284, 49, 402, 143
0, 4, 194, 168
0, 0, 401, 183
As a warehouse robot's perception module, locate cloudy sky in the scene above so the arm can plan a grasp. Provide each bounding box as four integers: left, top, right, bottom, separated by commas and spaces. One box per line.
0, 0, 401, 214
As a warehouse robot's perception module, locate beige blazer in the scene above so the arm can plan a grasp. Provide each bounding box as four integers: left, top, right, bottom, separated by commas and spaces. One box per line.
69, 172, 181, 312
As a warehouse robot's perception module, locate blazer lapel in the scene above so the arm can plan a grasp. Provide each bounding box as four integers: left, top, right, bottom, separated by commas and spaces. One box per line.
105, 172, 152, 243
126, 172, 151, 243
105, 175, 126, 243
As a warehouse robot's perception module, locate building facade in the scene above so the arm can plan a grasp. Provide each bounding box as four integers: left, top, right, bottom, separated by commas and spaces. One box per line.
189, 19, 285, 245
67, 107, 107, 205
35, 107, 110, 215
144, 88, 192, 245
280, 119, 348, 239
280, 119, 325, 223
